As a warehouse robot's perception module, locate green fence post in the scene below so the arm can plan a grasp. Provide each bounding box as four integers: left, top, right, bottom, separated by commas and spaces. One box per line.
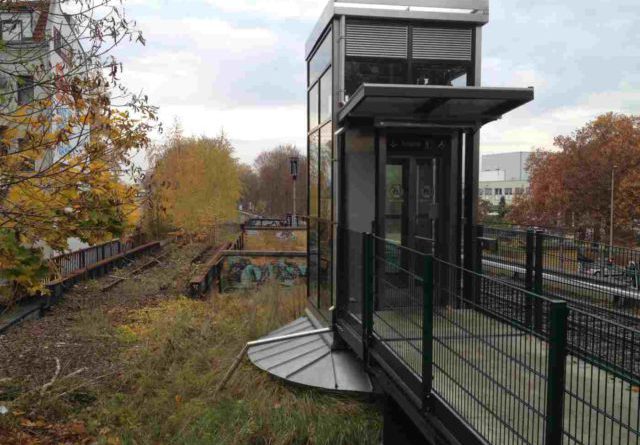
534, 231, 545, 333
422, 255, 434, 410
362, 233, 374, 366
545, 300, 568, 445
525, 229, 535, 327
474, 225, 484, 305
366, 234, 375, 359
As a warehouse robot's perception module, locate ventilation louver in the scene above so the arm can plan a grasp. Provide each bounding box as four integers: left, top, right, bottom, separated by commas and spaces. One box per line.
412, 27, 472, 61
346, 23, 408, 59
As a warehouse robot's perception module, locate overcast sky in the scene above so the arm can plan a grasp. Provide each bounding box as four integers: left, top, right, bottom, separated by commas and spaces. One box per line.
116, 0, 640, 165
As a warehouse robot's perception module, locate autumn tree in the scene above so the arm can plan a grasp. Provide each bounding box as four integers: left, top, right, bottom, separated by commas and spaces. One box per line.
509, 113, 640, 243
251, 145, 308, 217
144, 132, 242, 236
0, 0, 156, 302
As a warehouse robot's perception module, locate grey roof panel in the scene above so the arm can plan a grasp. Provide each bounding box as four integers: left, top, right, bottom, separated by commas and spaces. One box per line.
248, 317, 372, 394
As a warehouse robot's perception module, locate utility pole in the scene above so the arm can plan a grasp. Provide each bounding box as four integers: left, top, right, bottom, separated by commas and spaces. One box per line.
609, 165, 617, 258
290, 157, 299, 227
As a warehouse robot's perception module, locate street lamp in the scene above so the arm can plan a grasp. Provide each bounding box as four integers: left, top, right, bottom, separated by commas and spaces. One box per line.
609, 165, 618, 258
289, 157, 299, 227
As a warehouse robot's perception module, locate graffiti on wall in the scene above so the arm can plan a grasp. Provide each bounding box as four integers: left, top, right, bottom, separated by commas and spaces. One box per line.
222, 256, 307, 289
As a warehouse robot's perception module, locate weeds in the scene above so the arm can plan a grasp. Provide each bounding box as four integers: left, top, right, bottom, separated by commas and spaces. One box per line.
87, 284, 381, 444
1, 244, 381, 444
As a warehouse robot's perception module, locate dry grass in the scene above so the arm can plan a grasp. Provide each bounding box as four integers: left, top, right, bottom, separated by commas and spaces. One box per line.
0, 246, 381, 444
244, 230, 307, 252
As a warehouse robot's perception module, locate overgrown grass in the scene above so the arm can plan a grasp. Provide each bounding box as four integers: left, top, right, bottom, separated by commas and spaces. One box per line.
81, 284, 381, 444
244, 231, 307, 252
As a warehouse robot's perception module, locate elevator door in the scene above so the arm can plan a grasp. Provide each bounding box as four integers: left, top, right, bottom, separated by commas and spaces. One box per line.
385, 156, 438, 255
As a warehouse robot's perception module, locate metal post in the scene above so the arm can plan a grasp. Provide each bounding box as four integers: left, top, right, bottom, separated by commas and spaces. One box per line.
292, 178, 297, 226
545, 301, 568, 445
525, 229, 535, 327
534, 231, 545, 332
473, 225, 484, 304
363, 233, 375, 367
609, 166, 616, 258
422, 255, 434, 409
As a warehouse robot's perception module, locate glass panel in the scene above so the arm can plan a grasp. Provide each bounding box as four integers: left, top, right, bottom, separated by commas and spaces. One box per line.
308, 131, 320, 308
416, 159, 436, 254
319, 124, 332, 220
320, 69, 332, 124
345, 57, 408, 97
412, 61, 469, 86
319, 124, 333, 319
309, 31, 332, 86
385, 164, 404, 244
309, 132, 319, 217
308, 217, 319, 308
308, 83, 319, 130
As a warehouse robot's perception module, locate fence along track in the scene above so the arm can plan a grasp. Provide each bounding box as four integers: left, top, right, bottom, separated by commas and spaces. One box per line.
345, 229, 640, 445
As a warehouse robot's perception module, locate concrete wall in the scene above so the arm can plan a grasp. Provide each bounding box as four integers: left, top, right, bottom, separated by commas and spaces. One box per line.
481, 152, 531, 181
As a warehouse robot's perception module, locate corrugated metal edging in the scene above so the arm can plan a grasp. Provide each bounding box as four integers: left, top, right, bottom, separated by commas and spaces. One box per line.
412, 27, 472, 61
346, 23, 408, 59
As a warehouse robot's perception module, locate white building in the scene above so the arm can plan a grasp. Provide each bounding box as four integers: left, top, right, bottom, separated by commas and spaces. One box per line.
0, 0, 86, 170
1, 0, 90, 256
479, 152, 531, 205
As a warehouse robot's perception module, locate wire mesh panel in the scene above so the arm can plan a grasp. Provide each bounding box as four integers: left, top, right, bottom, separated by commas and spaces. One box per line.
563, 309, 640, 445
482, 226, 530, 281
371, 235, 426, 377
432, 258, 555, 445
542, 234, 640, 321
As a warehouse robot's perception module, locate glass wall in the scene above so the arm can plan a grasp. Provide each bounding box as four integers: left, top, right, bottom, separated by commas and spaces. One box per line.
318, 124, 333, 318
308, 132, 319, 307
344, 22, 474, 97
307, 29, 333, 321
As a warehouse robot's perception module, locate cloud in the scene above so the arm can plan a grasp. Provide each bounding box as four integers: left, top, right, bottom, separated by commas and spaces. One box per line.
204, 0, 326, 20
481, 86, 640, 156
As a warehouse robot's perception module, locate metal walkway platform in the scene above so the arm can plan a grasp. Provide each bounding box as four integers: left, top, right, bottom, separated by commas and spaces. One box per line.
248, 316, 373, 394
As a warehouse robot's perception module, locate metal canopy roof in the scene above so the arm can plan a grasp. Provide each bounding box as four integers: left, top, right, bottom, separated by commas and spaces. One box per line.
338, 84, 534, 127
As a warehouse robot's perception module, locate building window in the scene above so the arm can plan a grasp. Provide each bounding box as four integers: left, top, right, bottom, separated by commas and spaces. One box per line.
515, 187, 524, 195
308, 83, 319, 130
495, 188, 503, 196
17, 75, 34, 105
1, 21, 23, 41
320, 69, 332, 124
345, 58, 408, 97
17, 139, 34, 172
479, 189, 484, 196
484, 188, 492, 196
505, 188, 513, 196
309, 31, 332, 86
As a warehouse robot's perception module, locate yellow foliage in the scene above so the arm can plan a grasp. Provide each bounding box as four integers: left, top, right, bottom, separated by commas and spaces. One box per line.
148, 134, 241, 234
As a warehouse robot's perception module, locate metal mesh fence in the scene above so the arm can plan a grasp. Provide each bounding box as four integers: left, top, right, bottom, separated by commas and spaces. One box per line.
433, 258, 555, 445
563, 308, 640, 445
372, 235, 425, 376
340, 230, 640, 445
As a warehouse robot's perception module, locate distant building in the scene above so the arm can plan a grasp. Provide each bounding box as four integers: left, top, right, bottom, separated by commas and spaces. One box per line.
479, 152, 531, 205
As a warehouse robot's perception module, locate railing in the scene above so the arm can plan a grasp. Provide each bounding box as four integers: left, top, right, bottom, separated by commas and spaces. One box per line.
482, 226, 640, 319
245, 215, 306, 228
44, 239, 133, 284
343, 229, 640, 445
